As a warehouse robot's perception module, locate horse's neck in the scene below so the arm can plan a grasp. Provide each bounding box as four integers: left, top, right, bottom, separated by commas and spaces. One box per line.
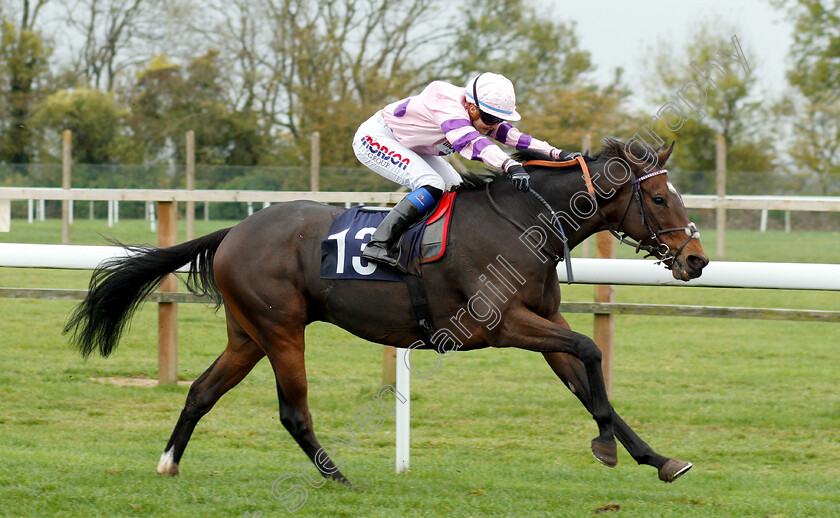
474, 177, 597, 265
529, 169, 608, 252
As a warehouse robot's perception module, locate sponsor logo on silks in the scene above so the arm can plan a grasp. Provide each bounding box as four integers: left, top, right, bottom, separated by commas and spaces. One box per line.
435, 141, 455, 156
361, 135, 410, 170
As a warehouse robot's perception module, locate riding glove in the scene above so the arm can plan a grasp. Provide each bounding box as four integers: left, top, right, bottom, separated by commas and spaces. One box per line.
551, 148, 582, 161
504, 161, 530, 192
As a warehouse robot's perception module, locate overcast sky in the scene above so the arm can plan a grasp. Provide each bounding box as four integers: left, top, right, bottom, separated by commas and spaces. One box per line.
553, 0, 793, 110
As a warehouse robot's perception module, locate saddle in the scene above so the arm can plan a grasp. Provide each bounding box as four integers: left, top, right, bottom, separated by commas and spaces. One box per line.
320, 191, 457, 281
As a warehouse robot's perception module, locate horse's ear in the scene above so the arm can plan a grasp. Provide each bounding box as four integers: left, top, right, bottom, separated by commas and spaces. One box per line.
658, 141, 676, 166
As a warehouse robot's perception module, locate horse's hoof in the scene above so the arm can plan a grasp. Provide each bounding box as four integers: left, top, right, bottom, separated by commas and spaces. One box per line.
591, 438, 618, 467
156, 450, 179, 475
659, 458, 692, 482
332, 475, 352, 487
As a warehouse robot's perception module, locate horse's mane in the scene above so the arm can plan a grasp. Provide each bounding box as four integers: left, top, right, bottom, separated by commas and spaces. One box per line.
590, 137, 664, 169
514, 137, 664, 169
455, 137, 665, 191
457, 169, 503, 190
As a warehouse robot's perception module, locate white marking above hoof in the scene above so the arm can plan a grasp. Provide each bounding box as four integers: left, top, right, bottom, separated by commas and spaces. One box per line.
157, 449, 179, 475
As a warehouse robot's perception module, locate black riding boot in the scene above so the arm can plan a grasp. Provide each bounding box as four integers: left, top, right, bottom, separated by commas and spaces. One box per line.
361, 197, 424, 268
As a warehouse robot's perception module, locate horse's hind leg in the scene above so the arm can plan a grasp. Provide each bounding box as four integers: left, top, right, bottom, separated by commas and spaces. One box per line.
157, 310, 264, 475
261, 326, 350, 485
543, 313, 692, 483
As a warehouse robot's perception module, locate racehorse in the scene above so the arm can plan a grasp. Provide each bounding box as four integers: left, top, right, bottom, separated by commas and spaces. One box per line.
65, 137, 708, 485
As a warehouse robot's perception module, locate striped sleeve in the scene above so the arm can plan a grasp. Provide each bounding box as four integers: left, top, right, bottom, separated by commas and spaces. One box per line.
492, 123, 554, 155
440, 118, 514, 169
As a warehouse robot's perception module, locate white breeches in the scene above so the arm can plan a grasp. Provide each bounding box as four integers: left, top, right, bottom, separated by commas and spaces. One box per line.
352, 113, 463, 191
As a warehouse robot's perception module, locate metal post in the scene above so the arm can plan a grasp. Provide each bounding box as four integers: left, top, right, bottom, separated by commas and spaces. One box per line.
760, 209, 768, 232
716, 135, 727, 260
186, 130, 195, 241
785, 211, 791, 233
157, 201, 178, 385
62, 130, 72, 244
594, 231, 615, 397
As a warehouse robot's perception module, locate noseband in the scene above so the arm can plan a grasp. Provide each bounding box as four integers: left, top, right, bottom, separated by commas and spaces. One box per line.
520, 156, 699, 270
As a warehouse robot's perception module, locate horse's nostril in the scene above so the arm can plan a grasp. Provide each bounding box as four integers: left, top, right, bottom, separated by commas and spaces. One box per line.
688, 254, 709, 270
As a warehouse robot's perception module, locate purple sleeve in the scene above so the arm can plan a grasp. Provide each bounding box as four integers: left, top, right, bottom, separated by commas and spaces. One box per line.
516, 134, 532, 150
495, 123, 512, 144
441, 118, 473, 133
451, 130, 482, 152
471, 137, 494, 161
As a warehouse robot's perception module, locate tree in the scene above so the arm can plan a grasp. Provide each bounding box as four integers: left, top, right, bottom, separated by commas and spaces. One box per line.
125, 52, 273, 170
30, 87, 136, 163
640, 23, 775, 193
518, 71, 639, 158
0, 1, 52, 163
443, 0, 593, 96
58, 0, 166, 91
773, 0, 840, 194
189, 0, 449, 167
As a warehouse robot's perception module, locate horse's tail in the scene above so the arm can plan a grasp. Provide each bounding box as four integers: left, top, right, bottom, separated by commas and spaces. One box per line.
64, 227, 233, 358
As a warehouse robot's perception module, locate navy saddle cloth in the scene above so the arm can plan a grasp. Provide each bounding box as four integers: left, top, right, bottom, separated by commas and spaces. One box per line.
320, 192, 456, 281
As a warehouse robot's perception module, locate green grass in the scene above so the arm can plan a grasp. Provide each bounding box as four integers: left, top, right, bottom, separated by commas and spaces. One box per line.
1, 218, 839, 517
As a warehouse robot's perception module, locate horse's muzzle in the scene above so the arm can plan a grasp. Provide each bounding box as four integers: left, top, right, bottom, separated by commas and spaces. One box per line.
671, 253, 709, 281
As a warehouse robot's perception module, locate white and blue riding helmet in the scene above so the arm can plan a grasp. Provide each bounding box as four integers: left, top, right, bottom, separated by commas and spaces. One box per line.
464, 73, 521, 122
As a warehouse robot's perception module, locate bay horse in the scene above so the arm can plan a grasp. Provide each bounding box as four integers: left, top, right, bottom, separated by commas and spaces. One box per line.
65, 137, 708, 485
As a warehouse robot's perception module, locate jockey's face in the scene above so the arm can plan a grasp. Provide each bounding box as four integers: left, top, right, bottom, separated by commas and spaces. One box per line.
466, 103, 501, 135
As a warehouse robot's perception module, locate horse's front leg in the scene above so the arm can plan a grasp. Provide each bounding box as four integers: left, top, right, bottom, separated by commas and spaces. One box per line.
542, 312, 692, 482
498, 307, 617, 467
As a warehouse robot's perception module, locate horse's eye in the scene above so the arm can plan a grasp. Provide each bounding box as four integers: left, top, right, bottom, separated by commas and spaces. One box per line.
653, 196, 666, 206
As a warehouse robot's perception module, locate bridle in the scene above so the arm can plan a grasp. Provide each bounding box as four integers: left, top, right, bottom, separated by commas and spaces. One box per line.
515, 155, 700, 278
603, 167, 700, 266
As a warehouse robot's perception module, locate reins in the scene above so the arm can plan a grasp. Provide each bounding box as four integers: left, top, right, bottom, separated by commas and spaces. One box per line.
512, 155, 699, 278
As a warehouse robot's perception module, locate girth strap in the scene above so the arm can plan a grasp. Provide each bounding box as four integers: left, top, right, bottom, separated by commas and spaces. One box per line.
403, 273, 435, 346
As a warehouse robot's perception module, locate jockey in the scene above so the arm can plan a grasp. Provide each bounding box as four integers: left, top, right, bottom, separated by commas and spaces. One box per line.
352, 72, 579, 268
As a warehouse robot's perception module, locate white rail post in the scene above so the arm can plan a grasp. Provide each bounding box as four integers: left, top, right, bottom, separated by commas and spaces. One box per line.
760, 209, 768, 232
28, 199, 33, 224
61, 130, 72, 244
0, 200, 9, 232
395, 348, 410, 473
149, 201, 157, 232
